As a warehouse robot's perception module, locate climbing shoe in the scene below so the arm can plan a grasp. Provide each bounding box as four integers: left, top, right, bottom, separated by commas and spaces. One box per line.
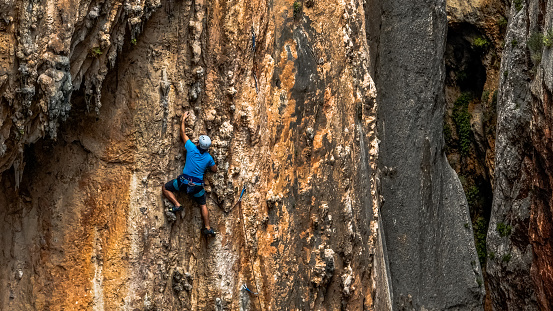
169, 205, 183, 213
201, 227, 216, 237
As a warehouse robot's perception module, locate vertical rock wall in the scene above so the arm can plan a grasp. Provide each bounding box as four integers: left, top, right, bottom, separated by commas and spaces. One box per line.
1, 0, 382, 309
0, 0, 161, 174
488, 1, 553, 310
373, 0, 485, 309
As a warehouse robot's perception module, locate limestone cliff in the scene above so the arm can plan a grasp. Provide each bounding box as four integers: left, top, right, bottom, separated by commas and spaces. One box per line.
488, 0, 553, 310
1, 0, 382, 309
372, 0, 484, 309
0, 0, 507, 310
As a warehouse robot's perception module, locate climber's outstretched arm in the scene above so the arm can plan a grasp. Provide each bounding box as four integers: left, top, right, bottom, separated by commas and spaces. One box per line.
181, 111, 190, 144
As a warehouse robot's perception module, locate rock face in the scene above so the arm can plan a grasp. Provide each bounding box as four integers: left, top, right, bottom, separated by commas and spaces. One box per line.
371, 0, 485, 309
1, 0, 382, 309
0, 0, 511, 310
0, 0, 161, 175
487, 1, 553, 310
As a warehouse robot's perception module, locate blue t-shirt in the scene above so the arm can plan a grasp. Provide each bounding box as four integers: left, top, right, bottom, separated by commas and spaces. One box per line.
182, 140, 215, 182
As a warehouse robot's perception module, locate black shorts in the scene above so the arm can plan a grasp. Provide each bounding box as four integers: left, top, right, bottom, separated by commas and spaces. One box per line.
164, 178, 207, 205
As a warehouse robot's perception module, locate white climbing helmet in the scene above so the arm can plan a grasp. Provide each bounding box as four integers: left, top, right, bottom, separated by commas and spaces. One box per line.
198, 135, 211, 150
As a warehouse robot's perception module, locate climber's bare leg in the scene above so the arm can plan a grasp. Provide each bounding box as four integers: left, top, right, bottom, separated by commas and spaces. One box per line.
162, 185, 181, 207
199, 204, 210, 229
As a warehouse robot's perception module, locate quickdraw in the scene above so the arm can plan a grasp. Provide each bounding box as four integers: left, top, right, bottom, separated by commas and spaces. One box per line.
241, 284, 258, 295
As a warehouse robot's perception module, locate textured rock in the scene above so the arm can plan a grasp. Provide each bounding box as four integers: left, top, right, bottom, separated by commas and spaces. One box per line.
1, 0, 523, 309
0, 0, 381, 309
487, 1, 553, 310
0, 0, 161, 173
372, 0, 485, 309
444, 0, 506, 189
443, 1, 508, 309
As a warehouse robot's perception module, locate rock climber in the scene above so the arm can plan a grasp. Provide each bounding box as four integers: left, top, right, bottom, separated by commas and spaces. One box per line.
162, 111, 217, 236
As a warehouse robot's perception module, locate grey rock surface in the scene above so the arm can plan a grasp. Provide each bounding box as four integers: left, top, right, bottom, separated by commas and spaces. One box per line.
485, 3, 536, 309
372, 0, 485, 309
487, 1, 553, 310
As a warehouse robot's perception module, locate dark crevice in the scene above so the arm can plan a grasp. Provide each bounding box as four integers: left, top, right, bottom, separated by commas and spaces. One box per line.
445, 23, 488, 96
444, 20, 500, 310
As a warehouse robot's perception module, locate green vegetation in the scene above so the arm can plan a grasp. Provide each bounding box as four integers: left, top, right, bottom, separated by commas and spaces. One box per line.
465, 223, 470, 229
513, 0, 523, 12
473, 216, 488, 266
543, 29, 553, 48
489, 251, 496, 260
466, 185, 480, 209
293, 1, 302, 18
502, 253, 512, 263
473, 37, 489, 49
476, 278, 483, 287
481, 90, 490, 104
491, 90, 498, 107
452, 93, 472, 156
511, 39, 518, 48
496, 222, 512, 237
528, 32, 544, 64
503, 70, 509, 78
498, 17, 508, 28
484, 90, 498, 136
89, 46, 103, 57
131, 38, 137, 46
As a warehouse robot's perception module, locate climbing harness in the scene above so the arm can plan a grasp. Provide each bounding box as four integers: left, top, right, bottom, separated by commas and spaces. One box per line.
241, 284, 258, 295
178, 174, 204, 186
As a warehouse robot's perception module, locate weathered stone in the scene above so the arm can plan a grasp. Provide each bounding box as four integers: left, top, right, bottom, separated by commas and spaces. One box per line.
487, 1, 553, 310
370, 0, 485, 309
6, 0, 548, 310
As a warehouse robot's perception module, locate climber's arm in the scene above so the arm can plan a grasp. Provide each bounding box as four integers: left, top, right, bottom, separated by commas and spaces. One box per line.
181, 111, 190, 144
210, 164, 217, 173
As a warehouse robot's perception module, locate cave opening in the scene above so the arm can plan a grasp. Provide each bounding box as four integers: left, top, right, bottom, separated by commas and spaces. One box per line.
445, 23, 488, 97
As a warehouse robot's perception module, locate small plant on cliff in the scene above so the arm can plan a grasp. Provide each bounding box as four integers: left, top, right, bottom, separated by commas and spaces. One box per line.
528, 32, 544, 64
293, 1, 302, 19
452, 93, 472, 156
131, 38, 137, 46
543, 29, 553, 48
473, 216, 488, 266
481, 90, 490, 104
496, 222, 512, 237
513, 0, 523, 12
89, 46, 103, 58
497, 17, 508, 29
502, 253, 512, 263
473, 37, 489, 49
466, 185, 480, 209
491, 90, 498, 107
511, 39, 518, 48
